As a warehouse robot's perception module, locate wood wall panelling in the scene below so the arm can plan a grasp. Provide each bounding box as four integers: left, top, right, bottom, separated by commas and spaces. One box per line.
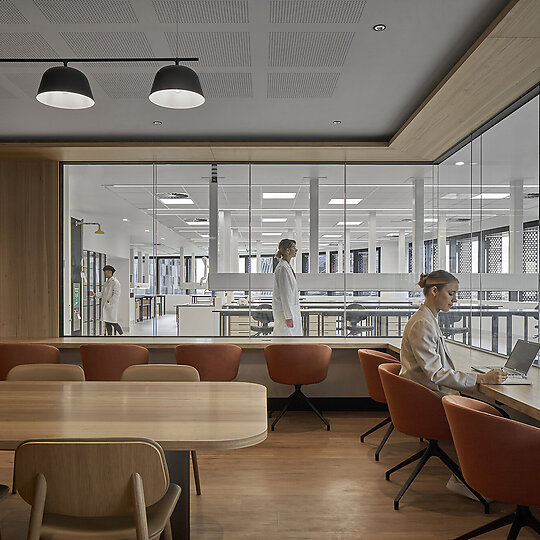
0, 161, 59, 338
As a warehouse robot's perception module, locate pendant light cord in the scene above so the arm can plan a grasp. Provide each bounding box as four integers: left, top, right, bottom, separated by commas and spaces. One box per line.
175, 0, 180, 62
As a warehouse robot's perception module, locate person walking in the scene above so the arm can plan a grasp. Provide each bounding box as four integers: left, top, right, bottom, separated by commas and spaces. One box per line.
90, 264, 123, 336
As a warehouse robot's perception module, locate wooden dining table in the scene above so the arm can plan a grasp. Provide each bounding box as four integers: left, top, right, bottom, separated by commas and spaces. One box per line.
0, 380, 268, 540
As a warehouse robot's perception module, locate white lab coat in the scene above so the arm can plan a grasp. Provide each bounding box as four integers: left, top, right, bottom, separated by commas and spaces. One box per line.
400, 304, 477, 395
272, 259, 302, 337
96, 276, 121, 323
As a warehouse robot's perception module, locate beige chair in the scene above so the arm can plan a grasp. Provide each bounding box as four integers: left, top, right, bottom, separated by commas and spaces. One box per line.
6, 363, 85, 381
0, 483, 9, 540
121, 364, 203, 496
14, 438, 181, 540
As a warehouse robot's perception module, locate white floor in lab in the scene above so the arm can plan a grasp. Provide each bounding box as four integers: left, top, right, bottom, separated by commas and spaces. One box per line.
125, 314, 177, 336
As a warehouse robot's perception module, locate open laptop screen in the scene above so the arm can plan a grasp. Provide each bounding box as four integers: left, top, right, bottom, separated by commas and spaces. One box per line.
505, 340, 540, 375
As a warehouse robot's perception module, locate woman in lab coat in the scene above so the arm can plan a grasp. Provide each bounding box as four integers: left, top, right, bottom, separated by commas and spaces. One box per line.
90, 264, 123, 336
272, 239, 303, 337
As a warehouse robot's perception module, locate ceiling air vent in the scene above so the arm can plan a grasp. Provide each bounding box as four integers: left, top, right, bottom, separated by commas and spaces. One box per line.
448, 217, 471, 223
525, 193, 539, 199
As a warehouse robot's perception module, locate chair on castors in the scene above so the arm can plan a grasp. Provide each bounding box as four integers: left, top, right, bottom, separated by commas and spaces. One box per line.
0, 343, 60, 380
121, 364, 203, 496
443, 395, 540, 539
264, 344, 332, 431
357, 349, 400, 461
346, 303, 374, 336
378, 363, 489, 512
175, 344, 241, 381
250, 304, 274, 336
439, 311, 470, 341
81, 344, 148, 381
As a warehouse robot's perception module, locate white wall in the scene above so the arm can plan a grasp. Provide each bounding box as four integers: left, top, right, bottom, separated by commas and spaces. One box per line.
379, 240, 409, 302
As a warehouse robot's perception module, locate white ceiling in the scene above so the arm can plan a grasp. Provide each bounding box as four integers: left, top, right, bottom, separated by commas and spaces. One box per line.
66, 94, 539, 255
0, 0, 509, 142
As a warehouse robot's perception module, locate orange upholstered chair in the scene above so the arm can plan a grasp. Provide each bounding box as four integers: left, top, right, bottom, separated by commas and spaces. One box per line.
80, 344, 148, 381
174, 344, 241, 381
264, 344, 332, 431
0, 343, 60, 380
378, 363, 489, 512
358, 349, 400, 461
443, 395, 540, 539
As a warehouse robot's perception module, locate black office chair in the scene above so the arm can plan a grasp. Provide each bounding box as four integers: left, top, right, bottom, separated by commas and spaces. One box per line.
439, 311, 470, 341
250, 304, 274, 336
346, 303, 374, 336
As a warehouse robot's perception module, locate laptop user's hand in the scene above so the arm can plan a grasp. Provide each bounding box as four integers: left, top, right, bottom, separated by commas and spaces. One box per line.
478, 369, 507, 385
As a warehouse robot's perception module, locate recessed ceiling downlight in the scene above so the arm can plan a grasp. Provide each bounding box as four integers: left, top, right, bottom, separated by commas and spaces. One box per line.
373, 24, 386, 31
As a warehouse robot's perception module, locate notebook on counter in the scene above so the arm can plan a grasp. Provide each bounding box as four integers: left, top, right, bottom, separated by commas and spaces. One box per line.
472, 339, 540, 385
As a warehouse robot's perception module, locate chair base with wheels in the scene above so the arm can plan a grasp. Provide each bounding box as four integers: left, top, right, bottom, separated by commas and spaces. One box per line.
385, 439, 490, 513
271, 385, 330, 431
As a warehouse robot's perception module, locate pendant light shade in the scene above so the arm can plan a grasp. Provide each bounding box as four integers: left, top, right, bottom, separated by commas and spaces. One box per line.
149, 64, 205, 109
36, 65, 94, 109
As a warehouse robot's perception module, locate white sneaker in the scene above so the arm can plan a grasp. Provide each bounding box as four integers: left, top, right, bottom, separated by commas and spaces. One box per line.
446, 474, 494, 503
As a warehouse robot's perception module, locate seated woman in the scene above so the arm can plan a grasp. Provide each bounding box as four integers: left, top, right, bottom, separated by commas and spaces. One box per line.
400, 270, 506, 395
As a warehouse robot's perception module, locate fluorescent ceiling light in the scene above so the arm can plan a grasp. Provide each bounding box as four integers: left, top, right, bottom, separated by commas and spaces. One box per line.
262, 192, 296, 199
262, 242, 278, 245
262, 232, 281, 236
262, 218, 287, 222
122, 218, 129, 222
471, 193, 510, 200
425, 218, 438, 223
386, 233, 399, 237
336, 221, 362, 226
199, 234, 209, 238
455, 161, 465, 166
144, 229, 150, 233
323, 234, 342, 238
159, 198, 194, 204
328, 198, 362, 205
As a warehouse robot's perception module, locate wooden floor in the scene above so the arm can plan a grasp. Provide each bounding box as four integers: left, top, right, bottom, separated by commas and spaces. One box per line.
0, 412, 537, 539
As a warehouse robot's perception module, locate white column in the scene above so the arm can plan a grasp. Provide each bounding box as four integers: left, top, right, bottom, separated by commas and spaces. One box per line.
255, 241, 261, 272
344, 230, 351, 273
338, 240, 343, 273
137, 250, 143, 284
209, 169, 218, 276
221, 211, 231, 272
413, 178, 425, 274
509, 179, 524, 274
144, 253, 149, 284
129, 248, 135, 287
309, 178, 319, 273
179, 247, 185, 287
230, 228, 239, 273
398, 231, 407, 273
190, 254, 195, 282
295, 211, 303, 273
368, 211, 377, 273
437, 212, 447, 271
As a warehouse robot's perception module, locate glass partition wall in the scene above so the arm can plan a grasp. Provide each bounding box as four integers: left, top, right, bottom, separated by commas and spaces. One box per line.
62, 92, 539, 354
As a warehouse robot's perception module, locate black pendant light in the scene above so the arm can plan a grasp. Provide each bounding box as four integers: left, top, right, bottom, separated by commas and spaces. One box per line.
36, 63, 94, 109
149, 61, 205, 109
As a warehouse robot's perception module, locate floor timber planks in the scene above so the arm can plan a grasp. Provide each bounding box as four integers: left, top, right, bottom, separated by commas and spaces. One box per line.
0, 412, 537, 539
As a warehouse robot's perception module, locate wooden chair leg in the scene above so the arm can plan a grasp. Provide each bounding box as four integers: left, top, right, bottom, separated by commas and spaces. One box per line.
191, 450, 201, 496
162, 521, 172, 540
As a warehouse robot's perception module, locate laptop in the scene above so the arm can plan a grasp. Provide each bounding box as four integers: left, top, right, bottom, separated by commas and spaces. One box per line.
472, 339, 540, 385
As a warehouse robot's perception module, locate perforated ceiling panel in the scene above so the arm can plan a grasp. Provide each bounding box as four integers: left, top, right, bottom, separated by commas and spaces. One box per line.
269, 32, 354, 67
92, 72, 153, 99
267, 72, 339, 98
0, 84, 18, 99
0, 32, 57, 57
270, 0, 365, 24
165, 32, 250, 67
153, 0, 248, 23
3, 73, 41, 97
199, 72, 252, 98
0, 1, 28, 24
60, 32, 155, 58
33, 0, 138, 24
